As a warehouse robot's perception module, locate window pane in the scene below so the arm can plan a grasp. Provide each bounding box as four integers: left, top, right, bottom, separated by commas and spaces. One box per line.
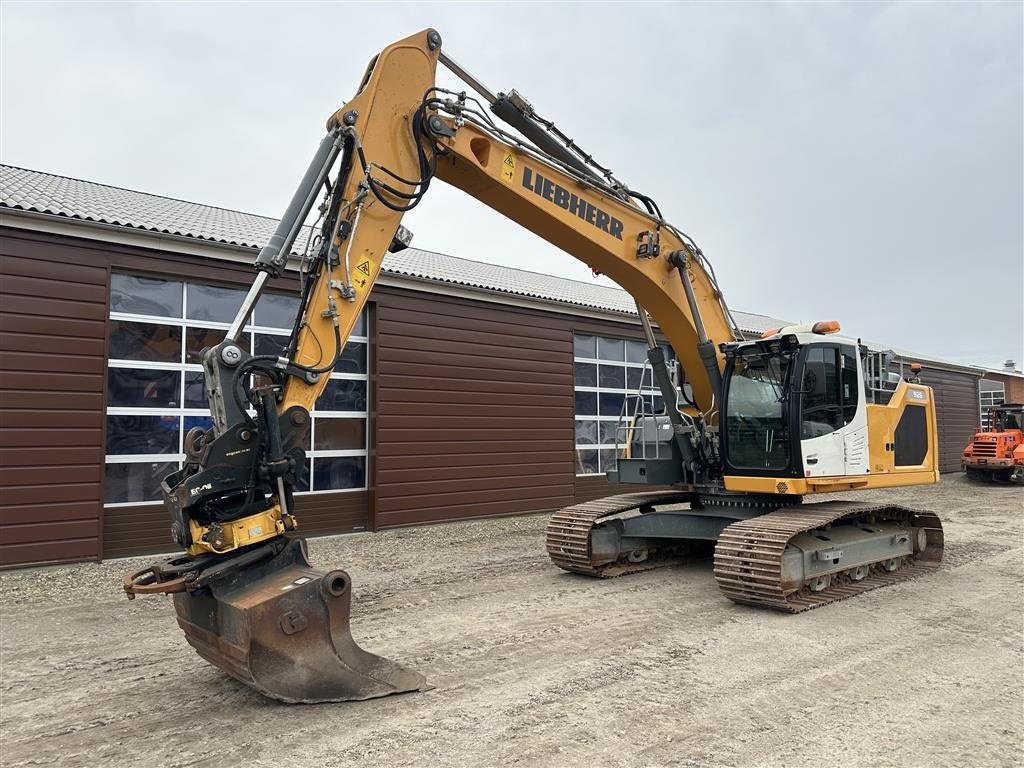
598, 364, 625, 389
598, 337, 624, 361
626, 367, 641, 391
184, 372, 208, 408
725, 349, 793, 471
625, 339, 648, 364
575, 448, 598, 474
841, 347, 859, 425
256, 292, 300, 330
292, 423, 312, 452
574, 334, 596, 359
186, 326, 228, 363
638, 394, 665, 414
335, 342, 367, 375
294, 459, 311, 492
575, 390, 597, 416
575, 332, 665, 476
802, 346, 842, 436
186, 283, 246, 323
111, 275, 182, 317
107, 415, 179, 455
599, 392, 624, 416
574, 362, 597, 387
575, 419, 598, 445
353, 309, 367, 337
313, 418, 366, 451
626, 367, 653, 391
313, 456, 365, 490
104, 461, 178, 503
183, 415, 213, 434
316, 379, 368, 412
107, 369, 180, 408
599, 449, 618, 473
254, 333, 290, 357
108, 321, 181, 362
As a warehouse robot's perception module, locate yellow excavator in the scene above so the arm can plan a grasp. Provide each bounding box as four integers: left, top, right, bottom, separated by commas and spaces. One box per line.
124, 29, 944, 703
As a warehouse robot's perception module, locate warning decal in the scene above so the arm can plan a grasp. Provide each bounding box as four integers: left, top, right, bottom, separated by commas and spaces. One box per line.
501, 150, 515, 183
353, 258, 374, 291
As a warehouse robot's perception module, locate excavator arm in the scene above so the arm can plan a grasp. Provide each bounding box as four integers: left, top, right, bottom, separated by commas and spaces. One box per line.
124, 29, 943, 704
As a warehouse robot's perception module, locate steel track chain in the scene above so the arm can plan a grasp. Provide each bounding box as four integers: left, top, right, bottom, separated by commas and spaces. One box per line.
713, 501, 944, 613
545, 491, 696, 577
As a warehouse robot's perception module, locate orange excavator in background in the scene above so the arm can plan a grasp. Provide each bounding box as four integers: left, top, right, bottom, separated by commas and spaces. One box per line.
123, 29, 945, 704
962, 404, 1024, 483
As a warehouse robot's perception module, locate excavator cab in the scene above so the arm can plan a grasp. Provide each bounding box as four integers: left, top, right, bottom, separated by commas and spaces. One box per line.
721, 326, 938, 492
616, 328, 873, 486
721, 331, 862, 480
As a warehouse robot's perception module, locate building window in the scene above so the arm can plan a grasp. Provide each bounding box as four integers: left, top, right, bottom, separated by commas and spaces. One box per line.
980, 380, 1005, 429
104, 274, 370, 505
573, 333, 678, 476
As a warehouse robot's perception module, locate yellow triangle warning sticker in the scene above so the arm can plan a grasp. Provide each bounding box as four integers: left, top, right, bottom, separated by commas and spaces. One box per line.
357, 260, 371, 276
501, 150, 515, 183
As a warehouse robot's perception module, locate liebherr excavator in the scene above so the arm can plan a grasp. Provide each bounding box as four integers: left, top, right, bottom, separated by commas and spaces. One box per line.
124, 29, 944, 703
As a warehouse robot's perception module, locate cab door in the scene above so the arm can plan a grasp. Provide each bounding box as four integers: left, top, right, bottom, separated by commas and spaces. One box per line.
798, 344, 845, 477
798, 343, 868, 477
840, 347, 869, 475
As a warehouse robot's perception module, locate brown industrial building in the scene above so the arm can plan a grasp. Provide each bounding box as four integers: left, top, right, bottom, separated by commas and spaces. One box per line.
0, 165, 990, 567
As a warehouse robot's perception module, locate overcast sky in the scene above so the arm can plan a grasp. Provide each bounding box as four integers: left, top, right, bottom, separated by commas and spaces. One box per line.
3, 2, 1021, 368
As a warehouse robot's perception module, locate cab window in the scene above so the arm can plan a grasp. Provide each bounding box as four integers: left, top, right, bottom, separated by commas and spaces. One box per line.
801, 346, 842, 437
724, 349, 793, 471
841, 346, 859, 424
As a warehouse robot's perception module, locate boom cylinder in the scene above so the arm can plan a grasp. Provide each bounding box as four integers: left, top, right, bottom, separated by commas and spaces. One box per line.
636, 302, 698, 481
669, 250, 724, 402
489, 95, 603, 184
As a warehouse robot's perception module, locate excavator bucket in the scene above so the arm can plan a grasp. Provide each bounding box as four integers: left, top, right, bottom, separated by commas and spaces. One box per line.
127, 536, 426, 703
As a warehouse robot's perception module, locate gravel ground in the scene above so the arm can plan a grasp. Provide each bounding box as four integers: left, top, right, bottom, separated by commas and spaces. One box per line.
2, 474, 1022, 768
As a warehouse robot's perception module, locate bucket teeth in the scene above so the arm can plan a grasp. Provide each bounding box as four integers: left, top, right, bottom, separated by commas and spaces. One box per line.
170, 536, 427, 703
